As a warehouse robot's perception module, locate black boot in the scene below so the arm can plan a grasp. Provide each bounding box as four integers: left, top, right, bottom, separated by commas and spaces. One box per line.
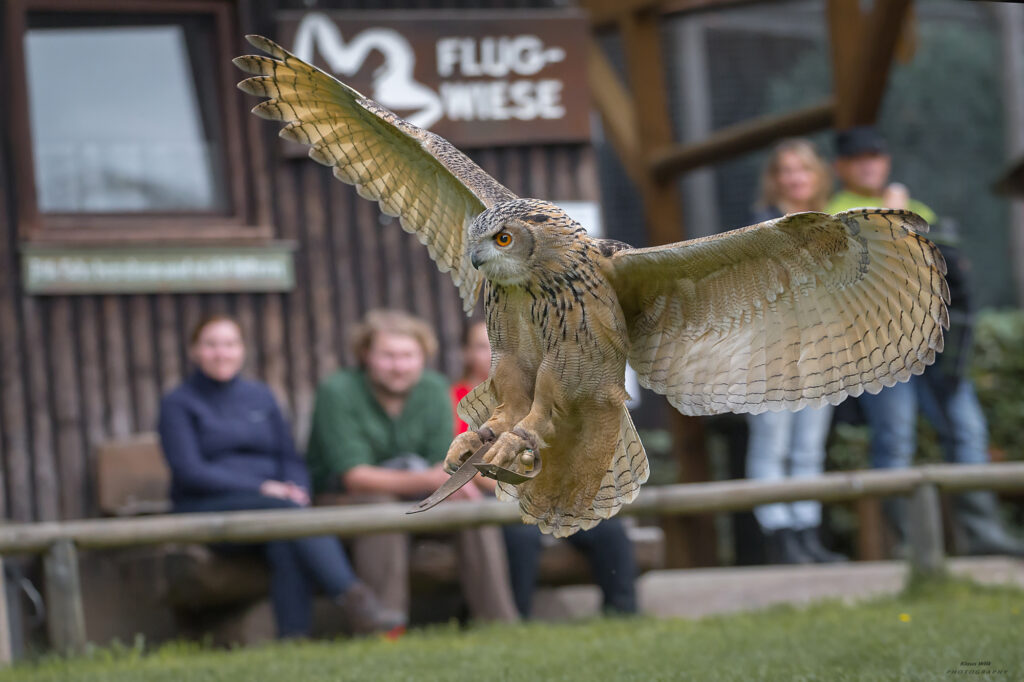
337, 582, 407, 636
764, 528, 814, 564
797, 527, 848, 563
953, 491, 1024, 557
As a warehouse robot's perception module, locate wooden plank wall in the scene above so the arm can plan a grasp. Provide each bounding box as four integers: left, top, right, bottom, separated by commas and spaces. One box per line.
0, 0, 598, 522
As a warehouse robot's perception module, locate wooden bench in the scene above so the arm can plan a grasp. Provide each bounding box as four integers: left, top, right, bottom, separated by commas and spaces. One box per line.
93, 434, 664, 641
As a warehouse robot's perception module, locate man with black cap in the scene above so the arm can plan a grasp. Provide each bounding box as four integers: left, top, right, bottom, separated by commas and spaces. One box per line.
826, 125, 936, 223
826, 126, 1024, 558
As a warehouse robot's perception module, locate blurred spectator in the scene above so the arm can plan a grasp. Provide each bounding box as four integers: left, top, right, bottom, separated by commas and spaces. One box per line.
826, 126, 933, 547
451, 319, 492, 436
826, 126, 937, 224
306, 309, 519, 622
827, 127, 1023, 557
158, 315, 404, 639
745, 139, 847, 564
921, 225, 1024, 556
454, 320, 638, 616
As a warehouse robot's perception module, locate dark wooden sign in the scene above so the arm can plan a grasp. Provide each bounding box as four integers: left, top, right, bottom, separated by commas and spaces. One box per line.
275, 10, 591, 148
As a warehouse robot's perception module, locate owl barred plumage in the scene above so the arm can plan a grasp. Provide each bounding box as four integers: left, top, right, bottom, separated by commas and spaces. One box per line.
235, 36, 948, 537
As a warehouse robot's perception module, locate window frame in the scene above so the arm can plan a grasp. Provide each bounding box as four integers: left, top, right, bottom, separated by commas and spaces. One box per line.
5, 0, 273, 245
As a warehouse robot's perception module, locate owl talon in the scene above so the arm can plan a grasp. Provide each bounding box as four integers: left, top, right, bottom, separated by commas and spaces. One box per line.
511, 427, 540, 452
444, 430, 485, 475
482, 429, 540, 472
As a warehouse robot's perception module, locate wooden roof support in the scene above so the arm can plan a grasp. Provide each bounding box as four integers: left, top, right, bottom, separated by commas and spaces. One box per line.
829, 0, 914, 129
618, 7, 685, 245
587, 40, 643, 188
650, 98, 836, 181
617, 6, 717, 569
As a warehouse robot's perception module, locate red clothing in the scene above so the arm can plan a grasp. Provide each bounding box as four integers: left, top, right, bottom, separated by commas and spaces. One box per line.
451, 381, 473, 435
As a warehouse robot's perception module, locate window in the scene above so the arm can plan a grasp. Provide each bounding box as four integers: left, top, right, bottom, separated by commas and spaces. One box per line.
7, 1, 271, 244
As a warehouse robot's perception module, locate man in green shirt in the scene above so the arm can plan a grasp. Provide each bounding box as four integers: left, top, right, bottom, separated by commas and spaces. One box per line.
825, 126, 937, 223
307, 309, 518, 623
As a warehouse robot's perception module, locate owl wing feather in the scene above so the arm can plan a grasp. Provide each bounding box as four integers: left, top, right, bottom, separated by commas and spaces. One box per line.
234, 35, 517, 312
607, 209, 949, 416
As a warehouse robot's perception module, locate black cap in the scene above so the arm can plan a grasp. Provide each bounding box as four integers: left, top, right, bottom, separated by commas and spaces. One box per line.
835, 126, 888, 157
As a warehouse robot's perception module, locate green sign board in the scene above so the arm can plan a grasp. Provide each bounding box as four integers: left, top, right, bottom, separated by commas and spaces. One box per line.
23, 244, 296, 294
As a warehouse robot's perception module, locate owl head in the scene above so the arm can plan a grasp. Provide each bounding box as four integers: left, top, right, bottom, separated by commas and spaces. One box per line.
467, 199, 580, 286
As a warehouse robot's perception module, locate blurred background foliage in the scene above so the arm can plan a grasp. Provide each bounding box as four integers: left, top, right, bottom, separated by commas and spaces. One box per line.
971, 309, 1024, 463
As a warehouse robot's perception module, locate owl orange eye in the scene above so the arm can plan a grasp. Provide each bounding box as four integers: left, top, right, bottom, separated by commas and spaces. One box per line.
495, 231, 513, 247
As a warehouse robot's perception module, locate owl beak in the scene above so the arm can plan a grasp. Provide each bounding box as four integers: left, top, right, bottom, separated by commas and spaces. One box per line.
470, 248, 485, 270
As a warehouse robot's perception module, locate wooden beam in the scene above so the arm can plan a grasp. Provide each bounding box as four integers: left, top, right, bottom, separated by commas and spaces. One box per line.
618, 8, 687, 245
847, 0, 913, 126
894, 3, 917, 64
617, 6, 715, 568
43, 540, 86, 656
587, 40, 644, 188
828, 0, 864, 130
829, 0, 913, 129
650, 98, 835, 180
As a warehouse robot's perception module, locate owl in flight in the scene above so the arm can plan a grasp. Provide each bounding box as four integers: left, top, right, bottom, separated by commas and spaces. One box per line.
235, 36, 948, 537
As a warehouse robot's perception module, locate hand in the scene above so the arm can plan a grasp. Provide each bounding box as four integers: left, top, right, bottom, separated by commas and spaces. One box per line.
882, 183, 909, 210
421, 465, 453, 491
473, 475, 498, 494
451, 479, 484, 501
284, 482, 310, 507
260, 480, 292, 500
420, 465, 482, 501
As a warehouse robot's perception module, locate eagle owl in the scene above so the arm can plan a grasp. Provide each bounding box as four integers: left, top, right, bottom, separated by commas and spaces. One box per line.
235, 36, 949, 537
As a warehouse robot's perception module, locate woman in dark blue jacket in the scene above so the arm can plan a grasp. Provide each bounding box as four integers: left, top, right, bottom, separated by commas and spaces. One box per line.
159, 315, 404, 638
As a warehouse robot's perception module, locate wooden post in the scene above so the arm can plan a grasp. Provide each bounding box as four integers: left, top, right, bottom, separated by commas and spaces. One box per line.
907, 483, 945, 578
43, 540, 86, 656
855, 498, 885, 561
0, 558, 12, 666
618, 6, 716, 568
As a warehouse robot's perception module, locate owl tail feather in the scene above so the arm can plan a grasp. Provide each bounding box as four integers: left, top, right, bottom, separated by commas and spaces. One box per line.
497, 403, 649, 538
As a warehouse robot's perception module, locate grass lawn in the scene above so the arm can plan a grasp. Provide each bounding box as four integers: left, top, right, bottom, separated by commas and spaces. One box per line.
3, 577, 1022, 682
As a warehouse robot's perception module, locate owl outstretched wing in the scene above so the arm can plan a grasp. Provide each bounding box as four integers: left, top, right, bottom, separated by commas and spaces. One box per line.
607, 209, 949, 416
234, 35, 517, 312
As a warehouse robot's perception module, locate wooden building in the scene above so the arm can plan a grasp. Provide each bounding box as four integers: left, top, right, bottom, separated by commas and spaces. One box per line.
0, 0, 601, 525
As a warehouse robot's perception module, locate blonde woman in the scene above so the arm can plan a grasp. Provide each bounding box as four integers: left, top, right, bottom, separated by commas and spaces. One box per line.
747, 140, 847, 564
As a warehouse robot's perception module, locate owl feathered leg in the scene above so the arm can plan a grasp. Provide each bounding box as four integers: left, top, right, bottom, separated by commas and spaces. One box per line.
443, 356, 532, 474
481, 364, 559, 470
512, 401, 646, 538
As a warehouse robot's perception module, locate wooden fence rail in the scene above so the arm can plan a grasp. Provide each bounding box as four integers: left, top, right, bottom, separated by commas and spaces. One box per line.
2, 461, 1024, 660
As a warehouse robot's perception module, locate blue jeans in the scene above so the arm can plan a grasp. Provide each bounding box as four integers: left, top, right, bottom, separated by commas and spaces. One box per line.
745, 405, 834, 530
859, 375, 989, 469
174, 492, 358, 638
502, 517, 637, 617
